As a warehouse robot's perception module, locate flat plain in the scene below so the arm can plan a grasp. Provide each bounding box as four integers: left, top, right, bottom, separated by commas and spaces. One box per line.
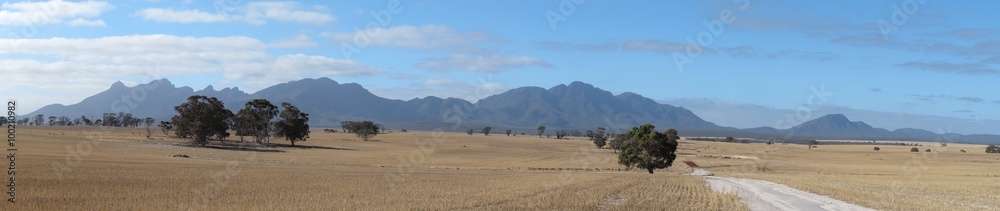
10, 126, 1000, 210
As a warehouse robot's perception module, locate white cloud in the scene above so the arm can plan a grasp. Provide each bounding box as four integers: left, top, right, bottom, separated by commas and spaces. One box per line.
0, 34, 268, 66
245, 1, 334, 25
135, 1, 334, 25
0, 0, 112, 26
269, 34, 318, 48
222, 54, 381, 89
370, 78, 510, 102
413, 54, 552, 73
0, 35, 376, 97
135, 8, 229, 23
66, 18, 106, 26
322, 25, 496, 50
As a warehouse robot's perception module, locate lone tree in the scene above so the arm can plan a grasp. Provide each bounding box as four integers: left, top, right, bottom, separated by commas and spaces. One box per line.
616, 125, 679, 174
482, 126, 492, 136
273, 102, 310, 146
537, 126, 546, 138
505, 129, 512, 137
593, 127, 607, 149
467, 129, 474, 135
143, 117, 155, 138
234, 99, 278, 145
158, 121, 172, 135
171, 95, 234, 146
342, 121, 380, 141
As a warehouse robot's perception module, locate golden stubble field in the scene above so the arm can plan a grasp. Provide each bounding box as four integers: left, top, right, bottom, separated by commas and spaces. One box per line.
10, 126, 1000, 210
11, 126, 746, 210
688, 140, 1000, 211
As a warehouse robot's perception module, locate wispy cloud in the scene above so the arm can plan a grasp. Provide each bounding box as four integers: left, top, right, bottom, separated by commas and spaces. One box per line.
322, 25, 499, 51
910, 95, 987, 104
0, 0, 112, 26
538, 41, 619, 52
621, 40, 693, 54
720, 45, 839, 61
135, 1, 334, 25
413, 54, 551, 73
896, 61, 1000, 75
957, 97, 984, 103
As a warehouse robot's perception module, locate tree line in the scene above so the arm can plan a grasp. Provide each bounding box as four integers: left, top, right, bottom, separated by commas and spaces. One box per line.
5, 112, 154, 128
167, 95, 310, 146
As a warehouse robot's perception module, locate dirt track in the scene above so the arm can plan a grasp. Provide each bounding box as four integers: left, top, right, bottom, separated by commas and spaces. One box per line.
705, 176, 873, 211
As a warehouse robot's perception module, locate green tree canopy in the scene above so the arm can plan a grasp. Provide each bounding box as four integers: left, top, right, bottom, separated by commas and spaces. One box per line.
617, 124, 679, 174
234, 99, 279, 145
171, 95, 234, 146
274, 102, 310, 146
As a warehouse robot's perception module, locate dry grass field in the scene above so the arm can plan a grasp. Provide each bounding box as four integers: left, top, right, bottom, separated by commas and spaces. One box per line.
685, 141, 1000, 211
12, 126, 1000, 210
11, 126, 746, 210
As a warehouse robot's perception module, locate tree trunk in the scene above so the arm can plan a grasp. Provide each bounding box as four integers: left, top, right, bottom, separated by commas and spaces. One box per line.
647, 168, 654, 174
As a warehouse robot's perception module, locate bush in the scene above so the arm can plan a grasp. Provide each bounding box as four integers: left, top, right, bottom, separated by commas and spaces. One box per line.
911, 147, 919, 152
924, 149, 931, 152
873, 147, 880, 151
986, 145, 999, 153
555, 130, 568, 139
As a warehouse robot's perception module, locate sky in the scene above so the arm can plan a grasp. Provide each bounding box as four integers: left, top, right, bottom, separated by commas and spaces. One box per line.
1, 0, 998, 133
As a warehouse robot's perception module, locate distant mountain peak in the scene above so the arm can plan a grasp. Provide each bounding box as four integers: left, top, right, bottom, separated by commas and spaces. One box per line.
110, 81, 127, 89
817, 114, 850, 122
153, 78, 174, 88
568, 81, 594, 88
202, 85, 215, 92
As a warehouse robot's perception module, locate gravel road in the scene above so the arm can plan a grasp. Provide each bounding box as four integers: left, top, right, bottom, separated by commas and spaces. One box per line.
705, 176, 874, 211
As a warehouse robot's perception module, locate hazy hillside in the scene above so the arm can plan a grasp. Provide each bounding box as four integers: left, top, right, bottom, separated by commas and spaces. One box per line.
22, 78, 1000, 144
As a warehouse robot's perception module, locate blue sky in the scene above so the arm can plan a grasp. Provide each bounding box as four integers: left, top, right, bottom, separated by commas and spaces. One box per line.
2, 0, 999, 133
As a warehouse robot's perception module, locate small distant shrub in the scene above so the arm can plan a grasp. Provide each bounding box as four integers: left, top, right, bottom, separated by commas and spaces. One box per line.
873, 147, 880, 151
911, 147, 919, 152
467, 129, 474, 135
960, 149, 966, 153
925, 149, 931, 152
987, 145, 1000, 153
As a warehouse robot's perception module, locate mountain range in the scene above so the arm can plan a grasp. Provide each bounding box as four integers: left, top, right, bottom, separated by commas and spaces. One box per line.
24, 77, 999, 144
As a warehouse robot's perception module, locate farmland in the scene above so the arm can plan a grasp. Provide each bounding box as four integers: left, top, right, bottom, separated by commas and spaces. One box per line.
9, 126, 1000, 210
12, 126, 744, 210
